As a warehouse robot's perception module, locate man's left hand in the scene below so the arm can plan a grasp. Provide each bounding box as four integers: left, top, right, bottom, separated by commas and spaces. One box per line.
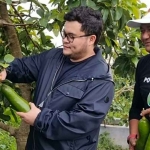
140, 108, 150, 116
16, 102, 41, 126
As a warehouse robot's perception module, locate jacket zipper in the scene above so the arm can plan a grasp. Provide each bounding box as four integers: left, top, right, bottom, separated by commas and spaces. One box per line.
32, 56, 64, 150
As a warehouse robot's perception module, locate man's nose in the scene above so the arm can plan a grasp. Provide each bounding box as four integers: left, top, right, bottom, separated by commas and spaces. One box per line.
62, 35, 69, 42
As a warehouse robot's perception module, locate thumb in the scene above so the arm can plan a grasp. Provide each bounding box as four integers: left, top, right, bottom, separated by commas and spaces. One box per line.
29, 102, 35, 109
0, 69, 7, 81
16, 112, 25, 117
130, 139, 136, 146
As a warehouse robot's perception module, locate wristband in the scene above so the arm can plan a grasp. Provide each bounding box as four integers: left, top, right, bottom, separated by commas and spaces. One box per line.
127, 134, 137, 144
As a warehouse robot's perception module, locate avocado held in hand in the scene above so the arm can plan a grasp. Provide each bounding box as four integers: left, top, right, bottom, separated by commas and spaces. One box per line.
1, 83, 30, 112
136, 116, 150, 150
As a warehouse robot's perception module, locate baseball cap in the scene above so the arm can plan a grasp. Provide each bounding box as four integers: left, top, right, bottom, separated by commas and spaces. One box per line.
127, 12, 150, 28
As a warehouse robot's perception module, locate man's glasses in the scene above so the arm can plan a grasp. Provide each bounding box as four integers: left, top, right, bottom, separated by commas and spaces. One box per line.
61, 31, 92, 43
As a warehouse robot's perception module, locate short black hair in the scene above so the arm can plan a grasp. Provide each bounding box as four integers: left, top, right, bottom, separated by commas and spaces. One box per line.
64, 6, 103, 45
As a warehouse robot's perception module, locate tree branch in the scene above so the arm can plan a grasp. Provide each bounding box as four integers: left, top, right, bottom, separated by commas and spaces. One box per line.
115, 85, 134, 98
0, 121, 17, 136
0, 19, 32, 27
11, 4, 40, 49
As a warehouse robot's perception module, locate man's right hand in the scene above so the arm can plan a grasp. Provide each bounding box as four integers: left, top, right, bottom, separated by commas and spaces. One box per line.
129, 137, 137, 150
0, 69, 7, 81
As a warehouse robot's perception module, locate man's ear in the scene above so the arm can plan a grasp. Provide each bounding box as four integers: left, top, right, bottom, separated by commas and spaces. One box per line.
89, 35, 96, 45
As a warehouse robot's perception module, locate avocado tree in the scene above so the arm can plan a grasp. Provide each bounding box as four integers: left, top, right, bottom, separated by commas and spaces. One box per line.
0, 0, 147, 149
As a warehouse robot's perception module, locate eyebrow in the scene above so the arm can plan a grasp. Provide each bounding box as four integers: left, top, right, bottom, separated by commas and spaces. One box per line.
63, 30, 77, 36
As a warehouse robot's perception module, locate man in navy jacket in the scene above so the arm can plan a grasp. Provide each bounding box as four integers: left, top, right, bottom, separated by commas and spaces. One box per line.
0, 6, 114, 150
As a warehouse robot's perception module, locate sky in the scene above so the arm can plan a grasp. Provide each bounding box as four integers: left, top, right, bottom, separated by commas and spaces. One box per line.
140, 0, 150, 10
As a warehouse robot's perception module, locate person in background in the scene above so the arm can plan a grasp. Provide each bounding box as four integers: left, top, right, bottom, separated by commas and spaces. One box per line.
127, 10, 150, 150
0, 6, 114, 150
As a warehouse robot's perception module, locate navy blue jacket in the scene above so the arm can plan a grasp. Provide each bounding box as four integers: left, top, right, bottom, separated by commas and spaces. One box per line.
7, 47, 114, 150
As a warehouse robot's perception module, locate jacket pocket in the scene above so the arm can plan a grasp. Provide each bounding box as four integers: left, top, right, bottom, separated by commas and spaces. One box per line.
57, 84, 84, 99
48, 84, 85, 110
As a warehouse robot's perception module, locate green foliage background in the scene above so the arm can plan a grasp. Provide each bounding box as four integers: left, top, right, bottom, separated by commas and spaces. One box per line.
0, 0, 149, 149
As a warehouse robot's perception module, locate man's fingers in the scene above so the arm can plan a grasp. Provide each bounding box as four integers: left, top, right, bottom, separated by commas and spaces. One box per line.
129, 138, 137, 150
29, 102, 35, 109
130, 141, 136, 146
16, 112, 25, 118
141, 108, 150, 116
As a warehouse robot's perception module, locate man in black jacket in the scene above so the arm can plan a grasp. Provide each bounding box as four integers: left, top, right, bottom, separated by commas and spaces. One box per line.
0, 6, 114, 150
127, 11, 150, 150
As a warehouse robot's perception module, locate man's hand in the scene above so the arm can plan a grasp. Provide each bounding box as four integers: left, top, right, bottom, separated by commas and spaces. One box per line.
0, 69, 7, 81
140, 108, 150, 116
129, 137, 137, 150
16, 102, 41, 126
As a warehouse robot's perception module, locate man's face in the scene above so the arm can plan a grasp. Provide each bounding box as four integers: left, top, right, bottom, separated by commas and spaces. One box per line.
140, 24, 150, 53
62, 21, 96, 62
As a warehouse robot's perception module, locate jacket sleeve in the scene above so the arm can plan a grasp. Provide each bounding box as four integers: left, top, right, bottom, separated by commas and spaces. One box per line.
33, 80, 114, 140
6, 50, 49, 83
129, 82, 144, 120
129, 59, 144, 121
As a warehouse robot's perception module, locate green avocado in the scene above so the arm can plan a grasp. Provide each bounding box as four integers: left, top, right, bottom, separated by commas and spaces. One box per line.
1, 83, 30, 112
136, 117, 150, 150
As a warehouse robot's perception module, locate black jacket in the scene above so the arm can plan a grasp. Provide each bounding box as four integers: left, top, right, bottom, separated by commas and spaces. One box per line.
7, 47, 114, 150
129, 54, 150, 122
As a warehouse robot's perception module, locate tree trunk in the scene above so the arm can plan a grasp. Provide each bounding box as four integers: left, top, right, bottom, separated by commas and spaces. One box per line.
0, 2, 31, 150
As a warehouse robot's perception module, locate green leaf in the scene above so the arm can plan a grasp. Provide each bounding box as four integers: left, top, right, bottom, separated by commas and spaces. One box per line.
0, 46, 4, 56
67, 0, 80, 9
5, 0, 12, 4
31, 0, 46, 11
111, 0, 118, 7
4, 54, 14, 63
25, 17, 38, 24
107, 31, 115, 40
81, 0, 86, 6
57, 12, 65, 22
105, 36, 111, 47
20, 0, 28, 3
101, 1, 111, 7
36, 8, 44, 17
3, 107, 19, 123
0, 114, 10, 121
115, 7, 123, 21
132, 6, 141, 19
131, 57, 138, 67
141, 48, 148, 55
47, 23, 53, 32
10, 108, 18, 123
52, 23, 60, 37
19, 30, 28, 41
50, 0, 60, 6
105, 46, 112, 54
40, 32, 46, 45
102, 9, 109, 23
86, 0, 99, 10
118, 13, 126, 30
17, 6, 24, 11
50, 9, 59, 20
109, 9, 114, 23
0, 106, 4, 114
39, 18, 48, 28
